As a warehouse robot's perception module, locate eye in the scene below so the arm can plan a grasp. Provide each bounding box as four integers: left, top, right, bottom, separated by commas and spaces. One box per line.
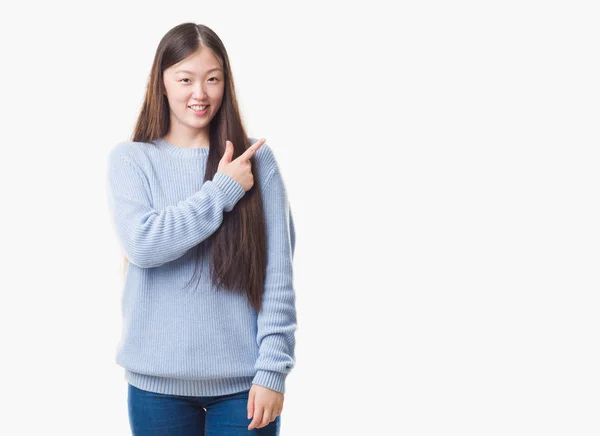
209, 77, 218, 82
180, 78, 191, 83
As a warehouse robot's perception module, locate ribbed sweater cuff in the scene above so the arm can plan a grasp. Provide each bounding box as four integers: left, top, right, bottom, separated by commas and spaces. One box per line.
252, 370, 287, 394
212, 172, 245, 212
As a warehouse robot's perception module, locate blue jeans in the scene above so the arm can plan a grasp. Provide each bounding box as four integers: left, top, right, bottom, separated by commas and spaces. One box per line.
127, 383, 281, 435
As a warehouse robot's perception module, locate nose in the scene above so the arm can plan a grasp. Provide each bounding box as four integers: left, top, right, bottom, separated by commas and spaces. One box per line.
193, 81, 208, 100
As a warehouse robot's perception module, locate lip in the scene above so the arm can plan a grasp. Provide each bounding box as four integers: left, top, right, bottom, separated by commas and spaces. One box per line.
189, 105, 209, 116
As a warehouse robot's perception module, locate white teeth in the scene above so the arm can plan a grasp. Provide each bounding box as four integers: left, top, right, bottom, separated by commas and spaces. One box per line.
190, 105, 207, 111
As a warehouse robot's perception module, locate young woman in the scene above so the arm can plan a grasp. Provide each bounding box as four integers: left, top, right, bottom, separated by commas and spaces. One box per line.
106, 22, 297, 435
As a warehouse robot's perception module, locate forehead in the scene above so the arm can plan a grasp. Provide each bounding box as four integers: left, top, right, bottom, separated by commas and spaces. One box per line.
169, 49, 223, 75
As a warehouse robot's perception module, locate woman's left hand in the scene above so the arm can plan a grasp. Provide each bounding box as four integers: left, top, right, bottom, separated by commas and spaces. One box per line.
247, 384, 284, 430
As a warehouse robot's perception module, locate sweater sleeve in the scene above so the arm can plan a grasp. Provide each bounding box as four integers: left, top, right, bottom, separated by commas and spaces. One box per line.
106, 149, 246, 268
251, 165, 297, 394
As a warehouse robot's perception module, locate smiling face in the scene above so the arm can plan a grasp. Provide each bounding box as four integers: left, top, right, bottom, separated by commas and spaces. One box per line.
162, 47, 225, 141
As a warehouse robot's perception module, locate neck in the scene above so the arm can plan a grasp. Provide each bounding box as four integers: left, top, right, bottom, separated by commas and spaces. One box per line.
163, 129, 210, 149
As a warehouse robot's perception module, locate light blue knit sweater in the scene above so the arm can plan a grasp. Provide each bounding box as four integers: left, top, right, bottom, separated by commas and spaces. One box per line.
105, 137, 296, 396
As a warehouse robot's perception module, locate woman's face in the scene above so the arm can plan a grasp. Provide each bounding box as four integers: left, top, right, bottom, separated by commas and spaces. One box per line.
162, 47, 225, 134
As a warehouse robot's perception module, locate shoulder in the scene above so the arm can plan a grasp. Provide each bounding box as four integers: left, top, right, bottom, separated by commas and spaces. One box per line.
248, 137, 280, 185
108, 140, 150, 162
107, 140, 155, 171
248, 136, 275, 161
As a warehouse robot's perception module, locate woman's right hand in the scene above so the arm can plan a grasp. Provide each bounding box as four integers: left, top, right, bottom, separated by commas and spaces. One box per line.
217, 138, 266, 191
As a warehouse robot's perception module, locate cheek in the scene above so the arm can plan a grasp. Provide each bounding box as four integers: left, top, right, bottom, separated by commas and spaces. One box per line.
165, 92, 178, 105
210, 88, 224, 103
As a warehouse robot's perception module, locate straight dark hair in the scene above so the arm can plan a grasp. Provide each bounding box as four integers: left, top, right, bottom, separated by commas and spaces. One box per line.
126, 22, 267, 312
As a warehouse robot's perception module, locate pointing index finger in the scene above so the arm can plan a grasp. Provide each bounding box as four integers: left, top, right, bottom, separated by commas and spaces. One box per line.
240, 138, 266, 161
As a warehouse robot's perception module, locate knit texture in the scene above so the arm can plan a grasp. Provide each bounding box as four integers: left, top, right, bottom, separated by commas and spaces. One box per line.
105, 137, 296, 396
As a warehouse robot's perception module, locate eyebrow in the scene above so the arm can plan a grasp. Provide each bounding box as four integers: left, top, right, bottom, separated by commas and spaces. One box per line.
174, 68, 223, 75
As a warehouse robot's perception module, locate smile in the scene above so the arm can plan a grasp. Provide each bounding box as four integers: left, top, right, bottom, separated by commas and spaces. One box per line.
189, 105, 209, 115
